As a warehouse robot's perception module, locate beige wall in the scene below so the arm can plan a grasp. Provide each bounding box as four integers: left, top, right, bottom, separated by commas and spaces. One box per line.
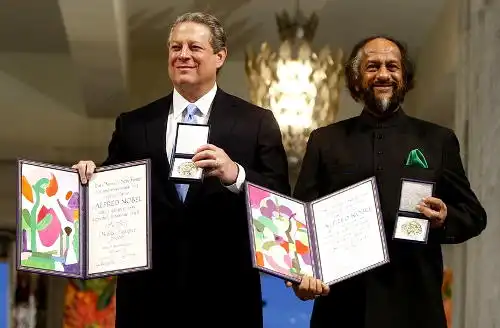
0, 52, 117, 163
403, 0, 458, 128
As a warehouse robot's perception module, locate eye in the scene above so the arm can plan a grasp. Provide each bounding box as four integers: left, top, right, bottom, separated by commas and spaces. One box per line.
387, 64, 399, 71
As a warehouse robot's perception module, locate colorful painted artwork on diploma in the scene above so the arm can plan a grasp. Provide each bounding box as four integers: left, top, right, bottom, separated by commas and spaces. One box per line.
247, 184, 313, 279
19, 163, 81, 275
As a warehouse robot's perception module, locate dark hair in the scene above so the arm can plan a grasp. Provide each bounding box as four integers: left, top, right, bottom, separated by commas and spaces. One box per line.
344, 35, 415, 102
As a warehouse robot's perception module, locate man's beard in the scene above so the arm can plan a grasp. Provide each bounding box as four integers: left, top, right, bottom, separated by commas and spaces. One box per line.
361, 85, 405, 115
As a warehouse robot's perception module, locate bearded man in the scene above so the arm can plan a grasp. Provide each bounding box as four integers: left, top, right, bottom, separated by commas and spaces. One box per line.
287, 36, 487, 328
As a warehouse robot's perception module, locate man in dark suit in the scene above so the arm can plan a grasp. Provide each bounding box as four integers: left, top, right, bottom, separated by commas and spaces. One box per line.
287, 36, 487, 328
73, 12, 290, 327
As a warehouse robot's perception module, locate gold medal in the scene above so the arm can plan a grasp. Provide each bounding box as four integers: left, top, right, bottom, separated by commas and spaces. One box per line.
177, 161, 198, 177
401, 220, 422, 237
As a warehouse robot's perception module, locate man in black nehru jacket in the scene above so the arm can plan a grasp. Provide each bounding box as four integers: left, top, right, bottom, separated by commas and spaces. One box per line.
288, 35, 487, 328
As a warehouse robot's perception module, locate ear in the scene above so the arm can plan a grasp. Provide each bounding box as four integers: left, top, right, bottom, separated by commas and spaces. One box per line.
215, 47, 227, 69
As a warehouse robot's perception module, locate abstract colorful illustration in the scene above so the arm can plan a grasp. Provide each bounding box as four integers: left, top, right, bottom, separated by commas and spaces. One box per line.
19, 163, 81, 275
247, 184, 314, 279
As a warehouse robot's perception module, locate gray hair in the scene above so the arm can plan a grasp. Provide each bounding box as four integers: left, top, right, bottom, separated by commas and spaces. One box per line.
350, 49, 363, 81
169, 12, 227, 54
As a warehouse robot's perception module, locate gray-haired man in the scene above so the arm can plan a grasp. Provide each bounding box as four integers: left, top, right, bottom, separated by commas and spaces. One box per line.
73, 12, 290, 327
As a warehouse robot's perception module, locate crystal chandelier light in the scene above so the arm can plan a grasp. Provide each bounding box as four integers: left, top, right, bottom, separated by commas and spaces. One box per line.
245, 3, 344, 172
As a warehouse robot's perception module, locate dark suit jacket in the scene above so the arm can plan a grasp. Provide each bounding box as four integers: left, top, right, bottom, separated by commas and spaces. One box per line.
102, 88, 290, 327
294, 109, 486, 328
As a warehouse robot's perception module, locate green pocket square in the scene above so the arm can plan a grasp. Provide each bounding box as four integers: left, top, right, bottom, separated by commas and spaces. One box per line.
405, 149, 428, 168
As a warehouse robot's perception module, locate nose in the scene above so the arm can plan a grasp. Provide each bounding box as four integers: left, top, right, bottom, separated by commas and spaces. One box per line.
179, 45, 191, 59
376, 66, 390, 81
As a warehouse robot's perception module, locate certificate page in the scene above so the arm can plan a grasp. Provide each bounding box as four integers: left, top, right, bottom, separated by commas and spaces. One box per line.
311, 179, 388, 284
87, 163, 149, 275
175, 124, 209, 155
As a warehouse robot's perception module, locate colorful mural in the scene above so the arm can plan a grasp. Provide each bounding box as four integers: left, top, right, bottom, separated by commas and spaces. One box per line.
63, 277, 116, 328
60, 268, 452, 328
442, 267, 453, 328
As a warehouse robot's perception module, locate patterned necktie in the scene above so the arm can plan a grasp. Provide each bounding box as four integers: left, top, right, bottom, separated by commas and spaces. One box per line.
175, 104, 199, 202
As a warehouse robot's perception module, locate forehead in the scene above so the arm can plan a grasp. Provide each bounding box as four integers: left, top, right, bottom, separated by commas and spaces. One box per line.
362, 38, 401, 62
169, 21, 211, 44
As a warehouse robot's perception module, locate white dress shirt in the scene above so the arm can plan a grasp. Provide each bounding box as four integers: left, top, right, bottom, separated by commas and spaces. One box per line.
166, 83, 246, 193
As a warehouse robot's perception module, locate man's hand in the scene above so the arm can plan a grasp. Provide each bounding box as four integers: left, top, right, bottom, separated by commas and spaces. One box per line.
416, 196, 448, 228
72, 160, 96, 184
192, 144, 238, 185
285, 276, 330, 301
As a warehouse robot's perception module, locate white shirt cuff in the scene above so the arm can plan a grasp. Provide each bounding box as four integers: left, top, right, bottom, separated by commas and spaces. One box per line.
224, 163, 246, 194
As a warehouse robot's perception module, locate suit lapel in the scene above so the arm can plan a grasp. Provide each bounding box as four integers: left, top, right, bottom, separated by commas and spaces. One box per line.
204, 89, 238, 147
144, 93, 184, 208
184, 89, 238, 205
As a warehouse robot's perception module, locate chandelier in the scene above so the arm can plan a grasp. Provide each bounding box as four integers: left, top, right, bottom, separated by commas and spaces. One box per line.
245, 5, 344, 170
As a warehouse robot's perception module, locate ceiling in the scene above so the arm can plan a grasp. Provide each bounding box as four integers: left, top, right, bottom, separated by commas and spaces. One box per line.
0, 0, 69, 53
0, 0, 445, 56
128, 0, 446, 59
0, 0, 446, 118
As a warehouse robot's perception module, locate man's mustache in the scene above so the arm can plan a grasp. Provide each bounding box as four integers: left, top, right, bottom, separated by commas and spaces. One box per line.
370, 81, 398, 89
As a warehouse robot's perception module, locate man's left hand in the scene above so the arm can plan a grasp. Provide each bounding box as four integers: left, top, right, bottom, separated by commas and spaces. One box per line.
285, 276, 330, 301
416, 196, 447, 228
192, 144, 238, 185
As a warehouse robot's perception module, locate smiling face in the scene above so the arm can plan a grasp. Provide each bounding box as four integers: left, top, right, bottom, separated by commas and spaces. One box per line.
168, 21, 226, 97
358, 38, 405, 114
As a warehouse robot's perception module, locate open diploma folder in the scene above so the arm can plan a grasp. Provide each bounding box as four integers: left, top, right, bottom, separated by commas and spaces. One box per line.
245, 177, 389, 285
16, 159, 152, 279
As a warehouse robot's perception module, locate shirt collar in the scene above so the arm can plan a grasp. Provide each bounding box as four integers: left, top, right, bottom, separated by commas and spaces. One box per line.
172, 83, 218, 119
358, 105, 408, 128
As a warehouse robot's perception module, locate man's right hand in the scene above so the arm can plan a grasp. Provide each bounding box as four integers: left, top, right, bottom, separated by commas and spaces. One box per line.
72, 160, 97, 184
